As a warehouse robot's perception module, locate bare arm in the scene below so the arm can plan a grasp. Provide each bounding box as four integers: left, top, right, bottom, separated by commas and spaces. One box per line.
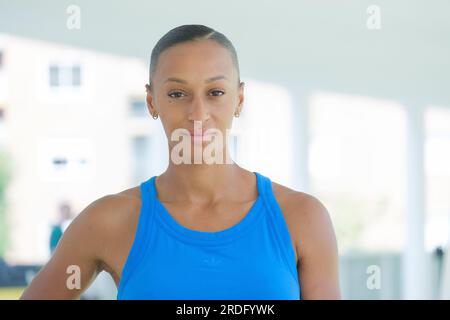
294, 195, 341, 299
20, 197, 111, 300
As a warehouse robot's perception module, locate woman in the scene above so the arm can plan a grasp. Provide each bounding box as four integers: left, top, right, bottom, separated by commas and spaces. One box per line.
20, 24, 341, 300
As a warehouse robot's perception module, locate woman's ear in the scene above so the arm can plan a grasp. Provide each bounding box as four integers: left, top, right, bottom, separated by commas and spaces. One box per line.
145, 84, 157, 113
238, 81, 245, 109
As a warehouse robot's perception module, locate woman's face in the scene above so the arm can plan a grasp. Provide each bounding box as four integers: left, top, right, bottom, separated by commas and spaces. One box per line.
146, 39, 244, 152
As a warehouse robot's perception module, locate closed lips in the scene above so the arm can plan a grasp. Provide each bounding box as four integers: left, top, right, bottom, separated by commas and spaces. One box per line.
188, 130, 213, 136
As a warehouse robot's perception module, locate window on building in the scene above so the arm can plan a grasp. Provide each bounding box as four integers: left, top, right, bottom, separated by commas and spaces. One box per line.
52, 157, 68, 167
49, 64, 82, 87
131, 136, 152, 185
72, 65, 81, 86
49, 65, 59, 87
130, 99, 148, 117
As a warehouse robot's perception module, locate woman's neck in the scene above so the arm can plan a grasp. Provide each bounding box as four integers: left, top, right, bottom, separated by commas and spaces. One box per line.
156, 162, 245, 204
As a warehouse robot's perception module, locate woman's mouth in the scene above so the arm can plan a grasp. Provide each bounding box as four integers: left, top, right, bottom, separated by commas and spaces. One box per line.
187, 129, 214, 137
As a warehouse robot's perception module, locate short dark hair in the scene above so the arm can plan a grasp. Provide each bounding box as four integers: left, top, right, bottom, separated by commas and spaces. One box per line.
149, 24, 240, 86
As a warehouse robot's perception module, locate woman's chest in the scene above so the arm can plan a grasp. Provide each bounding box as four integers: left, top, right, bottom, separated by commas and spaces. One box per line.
103, 192, 300, 289
118, 216, 300, 299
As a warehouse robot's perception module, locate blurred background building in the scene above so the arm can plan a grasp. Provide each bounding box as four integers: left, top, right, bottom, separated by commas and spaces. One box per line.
0, 0, 449, 299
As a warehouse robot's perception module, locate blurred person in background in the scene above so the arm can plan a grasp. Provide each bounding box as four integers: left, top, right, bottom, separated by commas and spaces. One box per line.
49, 202, 74, 255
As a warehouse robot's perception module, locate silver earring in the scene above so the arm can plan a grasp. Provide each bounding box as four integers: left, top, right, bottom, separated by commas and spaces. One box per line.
152, 113, 159, 120
234, 110, 240, 118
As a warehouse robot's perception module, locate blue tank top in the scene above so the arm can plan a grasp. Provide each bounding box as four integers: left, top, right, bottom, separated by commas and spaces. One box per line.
117, 171, 301, 300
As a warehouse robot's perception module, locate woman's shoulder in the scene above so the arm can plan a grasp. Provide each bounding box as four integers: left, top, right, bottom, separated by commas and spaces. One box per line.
271, 180, 326, 219
270, 180, 336, 254
271, 179, 338, 263
73, 186, 143, 282
88, 187, 141, 236
81, 186, 142, 226
67, 187, 143, 260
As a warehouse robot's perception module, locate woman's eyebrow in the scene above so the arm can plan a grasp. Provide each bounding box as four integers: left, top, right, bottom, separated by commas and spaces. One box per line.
164, 75, 229, 84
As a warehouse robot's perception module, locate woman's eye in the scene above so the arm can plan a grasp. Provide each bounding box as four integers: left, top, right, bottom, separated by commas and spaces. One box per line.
168, 91, 185, 98
210, 90, 225, 96
168, 90, 225, 98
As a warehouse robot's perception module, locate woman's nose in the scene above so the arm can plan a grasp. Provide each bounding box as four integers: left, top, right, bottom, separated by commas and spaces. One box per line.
188, 96, 210, 121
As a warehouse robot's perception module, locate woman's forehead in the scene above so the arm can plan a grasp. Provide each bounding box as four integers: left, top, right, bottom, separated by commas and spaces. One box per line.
154, 41, 236, 82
